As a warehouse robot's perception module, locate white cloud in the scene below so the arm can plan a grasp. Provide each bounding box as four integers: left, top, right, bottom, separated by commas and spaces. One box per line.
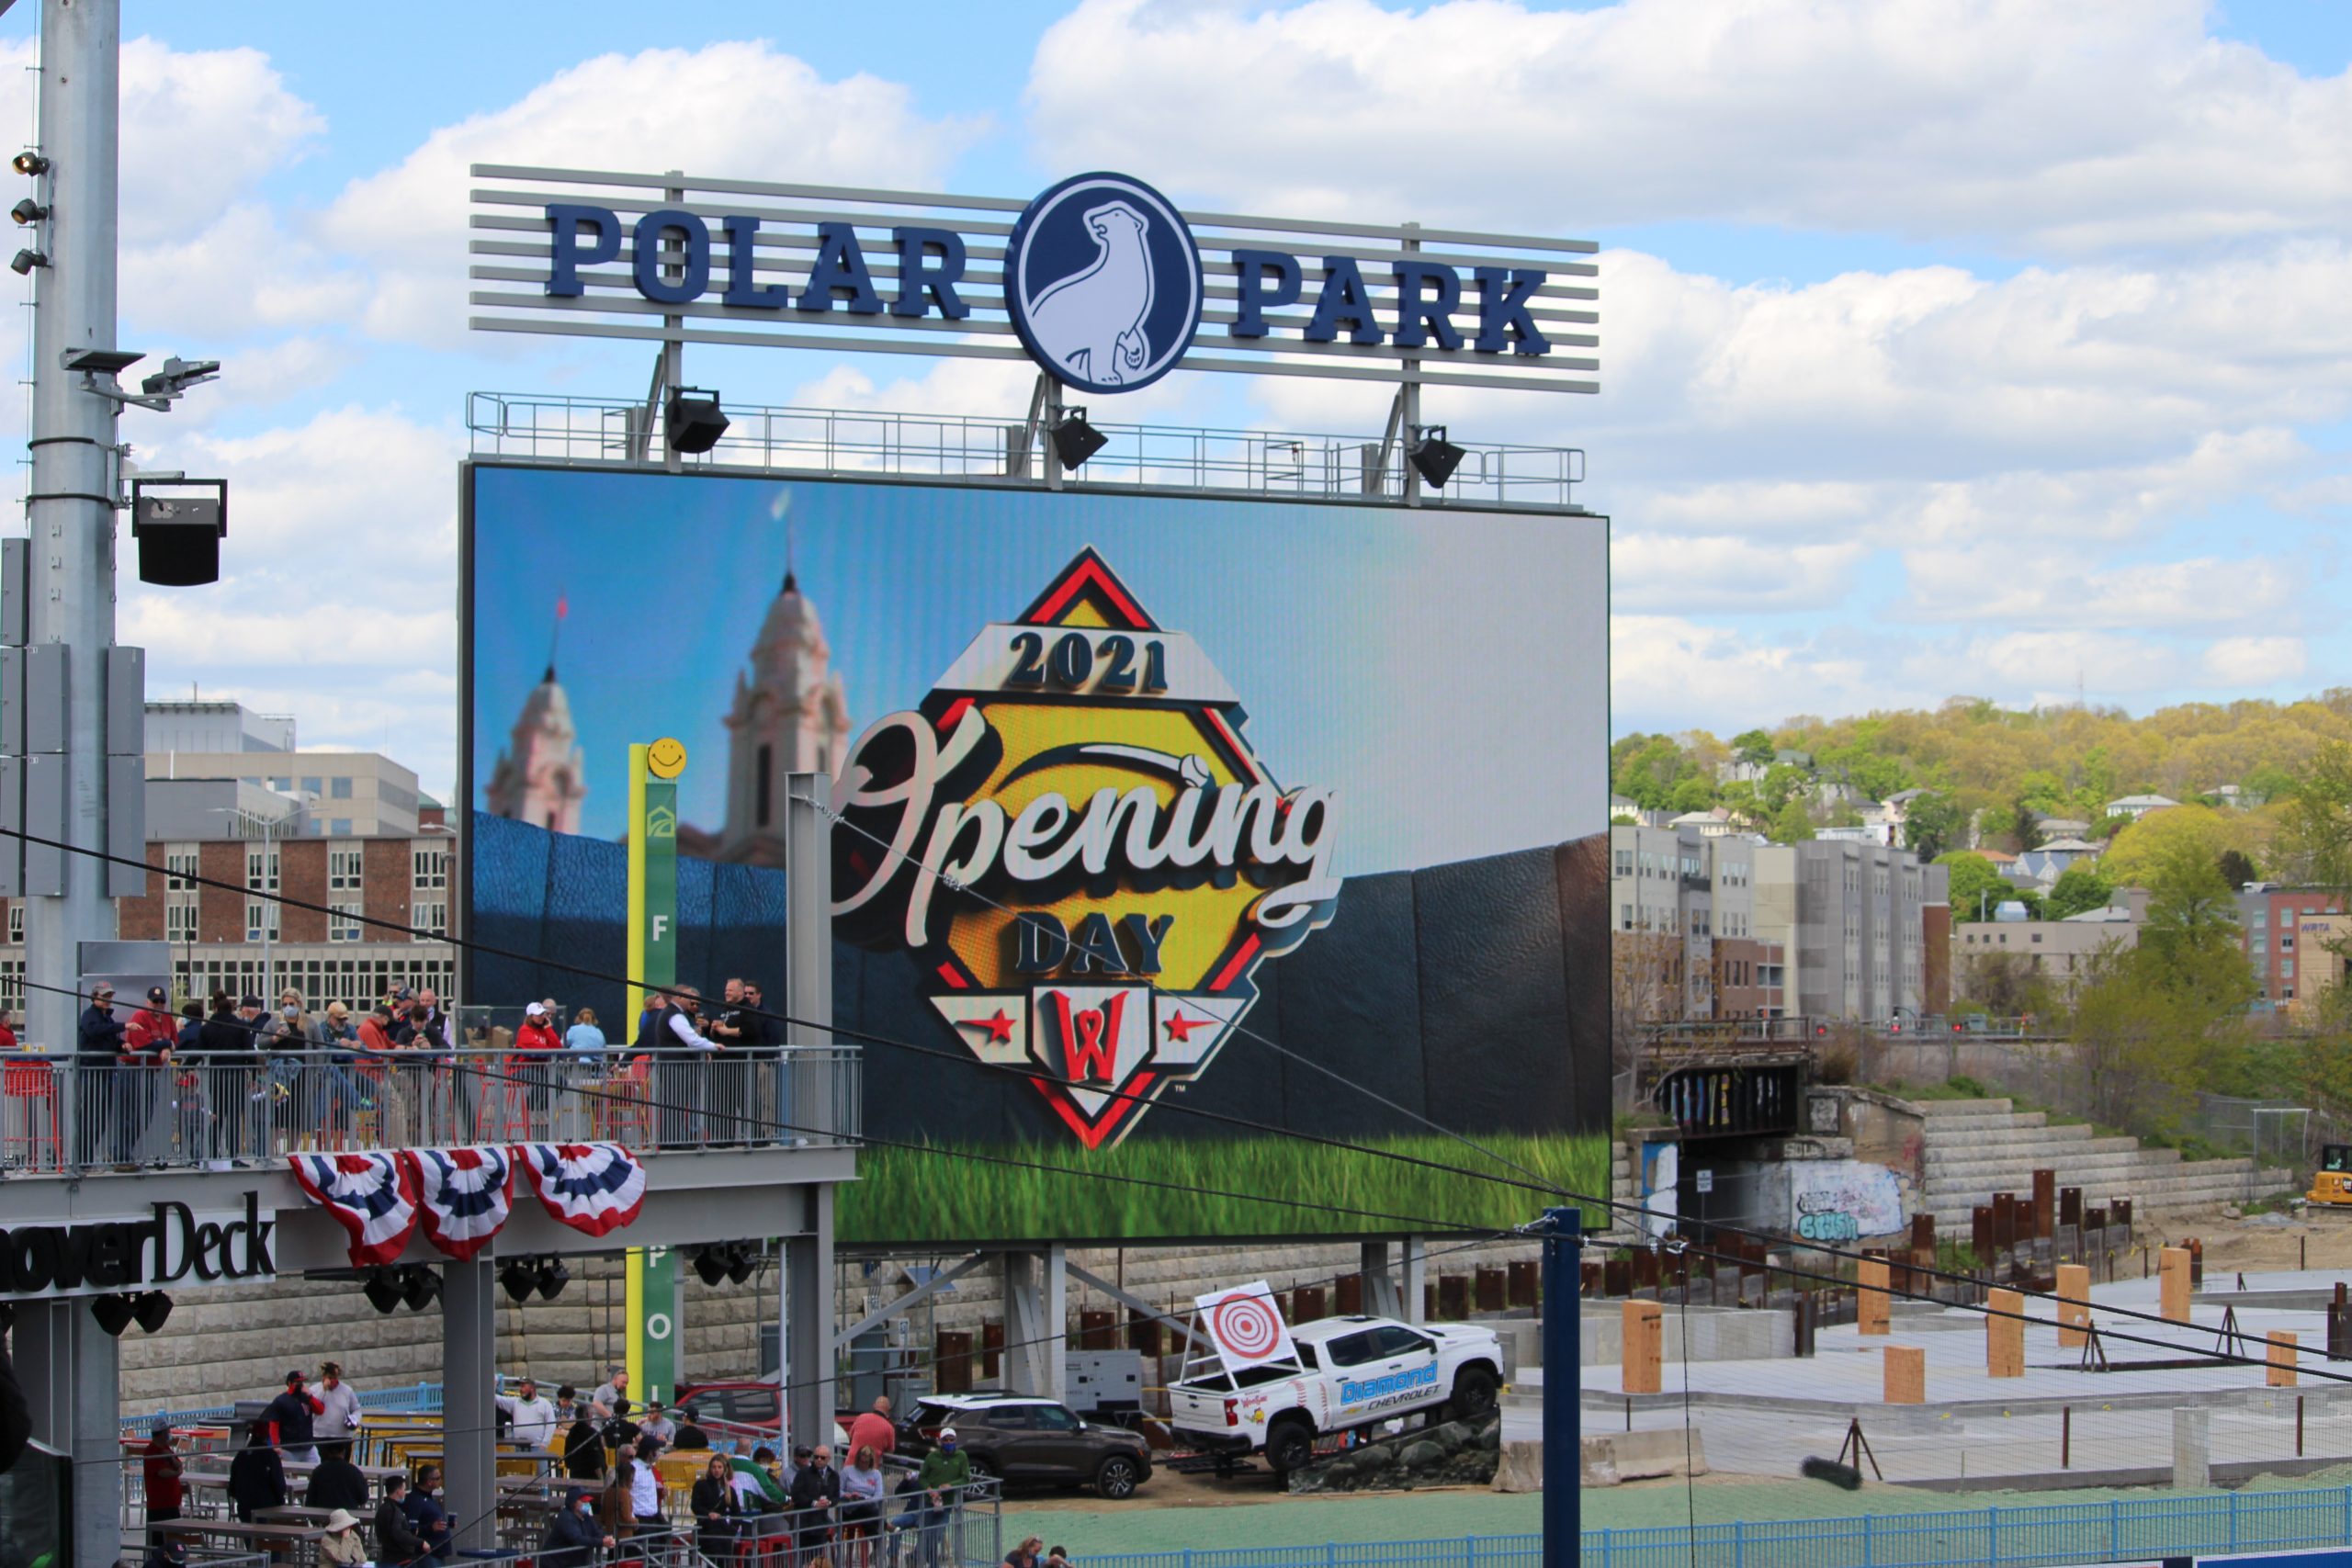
318, 42, 988, 344
1029, 0, 2352, 254
1612, 533, 1869, 613
1611, 615, 1896, 732
2201, 635, 2307, 688
1901, 548, 2297, 630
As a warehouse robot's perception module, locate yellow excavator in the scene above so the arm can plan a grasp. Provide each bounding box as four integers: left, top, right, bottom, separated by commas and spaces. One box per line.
2309, 1145, 2352, 1207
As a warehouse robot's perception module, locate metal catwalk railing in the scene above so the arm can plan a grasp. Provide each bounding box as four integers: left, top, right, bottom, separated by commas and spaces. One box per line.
466, 391, 1589, 513
2, 1047, 859, 1172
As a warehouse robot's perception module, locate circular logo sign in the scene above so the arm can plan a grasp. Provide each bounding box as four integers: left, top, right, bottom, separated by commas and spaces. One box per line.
1004, 172, 1202, 395
1207, 1291, 1283, 1361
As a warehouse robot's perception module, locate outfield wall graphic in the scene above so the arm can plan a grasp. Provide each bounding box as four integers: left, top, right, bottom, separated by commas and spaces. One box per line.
463, 464, 1610, 1246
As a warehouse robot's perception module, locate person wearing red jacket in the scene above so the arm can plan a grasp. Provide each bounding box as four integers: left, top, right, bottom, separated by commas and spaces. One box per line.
121, 987, 178, 1164
262, 1370, 326, 1465
512, 1001, 562, 1123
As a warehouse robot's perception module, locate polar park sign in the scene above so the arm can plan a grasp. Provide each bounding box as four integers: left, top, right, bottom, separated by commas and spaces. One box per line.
462, 466, 1611, 1247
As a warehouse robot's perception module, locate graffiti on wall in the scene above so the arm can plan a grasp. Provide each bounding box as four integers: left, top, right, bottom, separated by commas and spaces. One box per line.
1790, 1159, 1904, 1243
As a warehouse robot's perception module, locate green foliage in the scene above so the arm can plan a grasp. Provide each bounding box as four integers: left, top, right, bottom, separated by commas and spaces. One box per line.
1611, 732, 1702, 811
2044, 863, 2116, 919
1903, 792, 1966, 860
2278, 740, 2352, 894
837, 1133, 1614, 1244
2216, 848, 2259, 890
1731, 728, 1776, 766
1668, 776, 1717, 814
2245, 762, 2301, 805
1759, 761, 1809, 812
1768, 796, 1814, 844
1938, 852, 2008, 921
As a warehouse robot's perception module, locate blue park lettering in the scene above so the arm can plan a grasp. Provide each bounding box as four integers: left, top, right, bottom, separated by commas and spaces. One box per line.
1339, 1363, 1439, 1404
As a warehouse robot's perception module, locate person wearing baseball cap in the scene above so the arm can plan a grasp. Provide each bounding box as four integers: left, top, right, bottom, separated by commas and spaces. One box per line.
75, 982, 128, 1164
262, 1368, 325, 1465
123, 986, 179, 1164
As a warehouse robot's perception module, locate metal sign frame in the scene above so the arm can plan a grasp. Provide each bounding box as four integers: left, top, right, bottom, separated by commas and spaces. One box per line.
469, 164, 1600, 395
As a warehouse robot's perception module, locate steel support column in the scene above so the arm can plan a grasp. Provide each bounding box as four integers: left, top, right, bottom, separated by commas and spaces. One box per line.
785, 1185, 835, 1450
1361, 1239, 1401, 1319
442, 1258, 498, 1550
17, 1297, 120, 1568
1541, 1206, 1582, 1568
1402, 1235, 1429, 1324
1001, 1244, 1067, 1402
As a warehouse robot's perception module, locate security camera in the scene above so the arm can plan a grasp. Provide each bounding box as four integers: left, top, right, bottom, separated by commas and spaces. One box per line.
140, 357, 220, 397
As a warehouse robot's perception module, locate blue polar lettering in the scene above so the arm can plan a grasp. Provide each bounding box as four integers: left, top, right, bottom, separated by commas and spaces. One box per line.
1305, 255, 1385, 345
1391, 260, 1464, 351
722, 215, 792, 309
632, 209, 711, 305
1474, 266, 1551, 355
798, 221, 884, 315
1230, 249, 1304, 338
545, 205, 622, 298
891, 227, 971, 320
1339, 1363, 1439, 1405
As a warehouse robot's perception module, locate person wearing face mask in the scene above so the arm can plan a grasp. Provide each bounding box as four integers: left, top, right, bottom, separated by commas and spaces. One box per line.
540, 1487, 615, 1568
912, 1429, 970, 1568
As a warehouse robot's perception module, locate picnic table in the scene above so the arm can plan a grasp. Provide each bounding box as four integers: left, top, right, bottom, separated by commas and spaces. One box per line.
152, 1515, 325, 1565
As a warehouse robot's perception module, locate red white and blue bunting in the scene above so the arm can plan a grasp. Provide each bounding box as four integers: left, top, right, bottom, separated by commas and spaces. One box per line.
404, 1146, 516, 1261
288, 1152, 421, 1269
514, 1143, 649, 1237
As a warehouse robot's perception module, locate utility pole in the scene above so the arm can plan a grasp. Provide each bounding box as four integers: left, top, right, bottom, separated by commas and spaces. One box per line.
20, 0, 136, 1065
1540, 1204, 1582, 1568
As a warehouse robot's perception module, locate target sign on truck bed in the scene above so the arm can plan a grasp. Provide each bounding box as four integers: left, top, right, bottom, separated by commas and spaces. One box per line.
1196, 1279, 1300, 1374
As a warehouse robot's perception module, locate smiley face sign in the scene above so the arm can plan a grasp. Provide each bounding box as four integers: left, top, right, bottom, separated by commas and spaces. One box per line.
831, 547, 1342, 1148
646, 737, 689, 780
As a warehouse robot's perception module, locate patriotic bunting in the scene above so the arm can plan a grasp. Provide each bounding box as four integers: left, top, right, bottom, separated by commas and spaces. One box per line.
288, 1152, 420, 1268
515, 1143, 648, 1237
405, 1146, 516, 1260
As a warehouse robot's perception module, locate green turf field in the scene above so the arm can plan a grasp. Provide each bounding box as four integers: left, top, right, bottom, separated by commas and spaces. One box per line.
837, 1131, 1611, 1246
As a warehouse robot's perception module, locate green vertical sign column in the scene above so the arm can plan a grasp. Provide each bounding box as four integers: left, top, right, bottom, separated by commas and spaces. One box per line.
627, 739, 686, 1405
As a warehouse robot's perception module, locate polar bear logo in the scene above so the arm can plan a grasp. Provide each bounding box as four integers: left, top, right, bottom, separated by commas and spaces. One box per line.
1023, 200, 1158, 387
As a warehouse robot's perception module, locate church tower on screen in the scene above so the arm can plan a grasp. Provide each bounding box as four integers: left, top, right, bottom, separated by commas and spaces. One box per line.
485, 663, 588, 834
718, 570, 853, 866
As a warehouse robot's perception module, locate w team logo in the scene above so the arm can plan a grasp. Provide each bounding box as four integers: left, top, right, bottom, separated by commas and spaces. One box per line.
1006, 172, 1203, 396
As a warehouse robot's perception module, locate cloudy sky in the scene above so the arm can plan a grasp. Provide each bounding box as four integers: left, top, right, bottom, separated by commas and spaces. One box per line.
2, 1, 2345, 802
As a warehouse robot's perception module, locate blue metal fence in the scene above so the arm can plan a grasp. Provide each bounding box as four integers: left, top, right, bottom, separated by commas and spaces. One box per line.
1055, 1484, 2352, 1568
119, 1379, 443, 1435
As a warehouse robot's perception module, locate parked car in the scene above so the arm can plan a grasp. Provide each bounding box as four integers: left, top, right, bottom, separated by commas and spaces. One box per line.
1165, 1314, 1503, 1475
898, 1393, 1152, 1499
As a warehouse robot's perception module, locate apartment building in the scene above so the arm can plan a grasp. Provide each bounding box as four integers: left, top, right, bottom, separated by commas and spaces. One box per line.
1754, 839, 1949, 1022
1610, 824, 1785, 1021
2237, 885, 2346, 1006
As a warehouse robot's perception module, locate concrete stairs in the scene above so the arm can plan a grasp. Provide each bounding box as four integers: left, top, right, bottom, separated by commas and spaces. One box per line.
1915, 1098, 2295, 1236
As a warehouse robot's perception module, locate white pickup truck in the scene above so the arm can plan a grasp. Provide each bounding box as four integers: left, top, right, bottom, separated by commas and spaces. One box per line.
1165, 1314, 1505, 1475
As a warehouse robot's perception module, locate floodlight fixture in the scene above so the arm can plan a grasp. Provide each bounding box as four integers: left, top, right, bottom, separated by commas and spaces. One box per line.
12, 152, 47, 176
141, 356, 220, 398
10, 248, 44, 276
725, 1245, 756, 1286
65, 347, 143, 374
666, 387, 729, 455
501, 1258, 538, 1303
400, 1265, 442, 1312
536, 1257, 571, 1301
692, 1247, 729, 1288
1406, 425, 1466, 490
10, 198, 42, 226
364, 1269, 404, 1314
130, 478, 228, 587
89, 1293, 135, 1337
131, 1292, 175, 1333
1051, 408, 1107, 471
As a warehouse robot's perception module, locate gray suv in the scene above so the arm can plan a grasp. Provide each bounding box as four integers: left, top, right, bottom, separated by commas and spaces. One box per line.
899, 1394, 1152, 1500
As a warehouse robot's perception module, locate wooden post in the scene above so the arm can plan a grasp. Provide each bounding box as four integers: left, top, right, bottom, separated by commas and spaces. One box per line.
1859, 1256, 1892, 1336
2056, 1263, 2092, 1348
2032, 1169, 2056, 1240
1883, 1344, 1926, 1404
1987, 1287, 2025, 1378
2268, 1330, 2299, 1389
2159, 1247, 2192, 1324
1622, 1299, 1663, 1395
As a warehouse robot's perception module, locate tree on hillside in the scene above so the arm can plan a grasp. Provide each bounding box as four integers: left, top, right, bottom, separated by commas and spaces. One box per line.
2136, 832, 2258, 1013
1732, 728, 1776, 767
1767, 797, 1814, 844
2244, 763, 2300, 806
2215, 849, 2259, 891
1669, 776, 1716, 815
2278, 740, 2352, 895
1938, 852, 2008, 922
2044, 863, 2115, 919
1957, 950, 2057, 1018
1903, 793, 1965, 860
2100, 805, 2265, 891
1759, 761, 1809, 813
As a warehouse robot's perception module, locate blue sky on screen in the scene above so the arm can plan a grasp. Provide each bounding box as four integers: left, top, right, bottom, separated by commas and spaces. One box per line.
0, 2, 2344, 802
469, 468, 1608, 873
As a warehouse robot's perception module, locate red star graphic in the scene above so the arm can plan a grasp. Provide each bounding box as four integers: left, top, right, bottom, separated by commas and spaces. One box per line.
1163, 1011, 1205, 1043
962, 1009, 1017, 1045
